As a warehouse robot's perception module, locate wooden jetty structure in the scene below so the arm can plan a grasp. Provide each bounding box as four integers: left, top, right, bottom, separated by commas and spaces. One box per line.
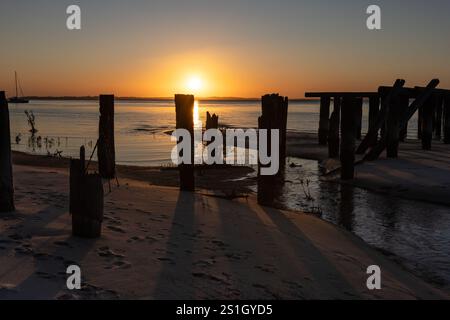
306, 79, 448, 180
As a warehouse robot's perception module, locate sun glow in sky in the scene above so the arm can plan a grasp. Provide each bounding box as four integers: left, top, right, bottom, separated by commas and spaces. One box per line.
186, 76, 203, 94
0, 1, 450, 98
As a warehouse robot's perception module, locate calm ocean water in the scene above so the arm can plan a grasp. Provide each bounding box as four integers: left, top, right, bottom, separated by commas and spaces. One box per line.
9, 99, 419, 165
8, 99, 449, 289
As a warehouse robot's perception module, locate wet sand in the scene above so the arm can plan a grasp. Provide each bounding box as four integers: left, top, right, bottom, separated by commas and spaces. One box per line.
287, 133, 450, 206
0, 152, 448, 299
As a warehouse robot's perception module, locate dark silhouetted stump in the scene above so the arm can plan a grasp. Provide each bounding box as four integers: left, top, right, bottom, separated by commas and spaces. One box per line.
386, 94, 409, 158
206, 111, 219, 130
175, 94, 195, 191
444, 95, 450, 144
318, 96, 330, 145
328, 96, 340, 158
340, 97, 359, 180
355, 99, 363, 140
98, 94, 115, 179
0, 92, 14, 212
70, 146, 103, 238
368, 96, 380, 147
422, 95, 435, 150
257, 94, 288, 205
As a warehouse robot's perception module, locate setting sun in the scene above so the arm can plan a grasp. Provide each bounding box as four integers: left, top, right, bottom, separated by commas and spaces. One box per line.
186, 76, 203, 93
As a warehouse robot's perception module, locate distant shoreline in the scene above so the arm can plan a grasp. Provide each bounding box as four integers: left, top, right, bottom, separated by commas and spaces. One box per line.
19, 96, 318, 103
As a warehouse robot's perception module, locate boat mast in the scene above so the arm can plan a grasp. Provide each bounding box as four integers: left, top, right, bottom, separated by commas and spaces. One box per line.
15, 71, 18, 98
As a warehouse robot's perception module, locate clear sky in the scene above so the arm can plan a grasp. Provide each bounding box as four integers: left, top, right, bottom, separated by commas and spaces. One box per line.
0, 0, 449, 98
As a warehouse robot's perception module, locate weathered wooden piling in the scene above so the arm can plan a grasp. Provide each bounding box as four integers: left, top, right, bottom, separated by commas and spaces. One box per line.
340, 97, 359, 180
260, 94, 289, 165
0, 92, 14, 212
318, 96, 330, 145
355, 99, 363, 140
365, 79, 439, 160
356, 79, 405, 155
433, 95, 443, 139
257, 94, 288, 205
328, 97, 340, 158
206, 111, 219, 130
175, 94, 195, 191
98, 94, 116, 179
422, 95, 435, 150
386, 94, 409, 158
70, 146, 104, 238
368, 96, 380, 147
417, 105, 423, 139
444, 94, 450, 144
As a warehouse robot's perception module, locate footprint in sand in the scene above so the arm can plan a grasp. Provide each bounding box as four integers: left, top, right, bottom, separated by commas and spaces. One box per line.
54, 240, 72, 248
106, 225, 126, 234
126, 236, 145, 243
255, 264, 276, 274
97, 246, 124, 259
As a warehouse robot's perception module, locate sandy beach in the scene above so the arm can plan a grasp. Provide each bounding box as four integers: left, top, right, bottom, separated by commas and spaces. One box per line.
0, 151, 448, 299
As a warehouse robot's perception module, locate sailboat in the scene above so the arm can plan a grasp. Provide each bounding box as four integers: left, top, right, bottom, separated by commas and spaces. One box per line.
9, 71, 29, 104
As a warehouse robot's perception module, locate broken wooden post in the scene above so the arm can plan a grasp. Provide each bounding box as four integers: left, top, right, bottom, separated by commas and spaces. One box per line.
355, 99, 363, 140
444, 94, 450, 144
368, 96, 380, 147
257, 94, 288, 205
328, 96, 340, 158
340, 97, 358, 180
386, 94, 409, 158
433, 95, 443, 139
260, 94, 288, 166
0, 92, 14, 212
417, 106, 423, 139
206, 111, 219, 130
98, 94, 116, 179
175, 94, 195, 191
70, 146, 103, 238
422, 94, 435, 150
318, 96, 330, 145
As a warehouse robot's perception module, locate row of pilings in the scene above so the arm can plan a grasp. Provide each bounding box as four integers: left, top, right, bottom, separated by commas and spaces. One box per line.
307, 79, 449, 179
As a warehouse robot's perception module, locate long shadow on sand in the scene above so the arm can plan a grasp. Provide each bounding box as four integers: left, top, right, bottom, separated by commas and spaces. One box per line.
0, 204, 98, 299
153, 191, 196, 299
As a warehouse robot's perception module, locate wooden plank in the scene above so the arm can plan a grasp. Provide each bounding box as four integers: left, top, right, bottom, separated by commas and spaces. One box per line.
0, 92, 14, 212
305, 92, 378, 98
